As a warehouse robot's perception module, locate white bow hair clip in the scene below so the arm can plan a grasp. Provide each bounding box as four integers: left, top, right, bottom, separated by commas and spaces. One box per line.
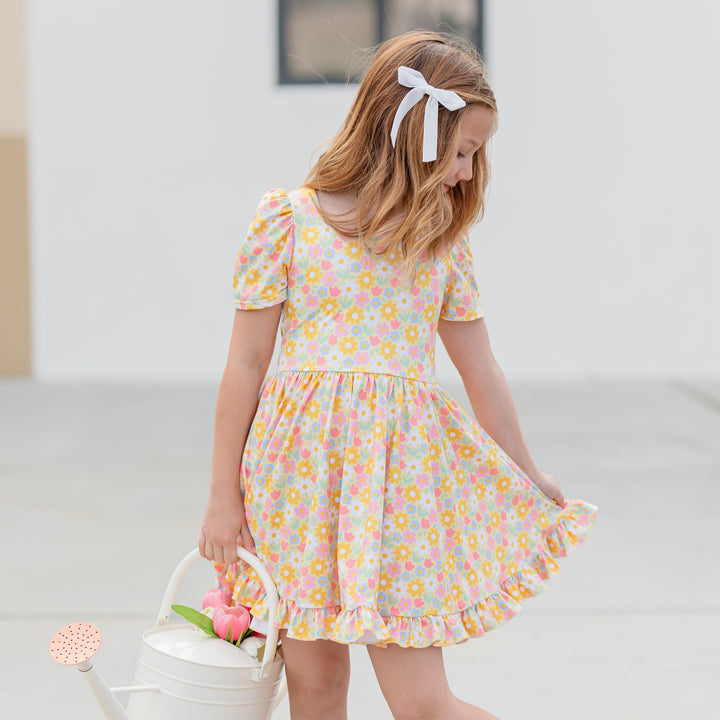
390, 66, 466, 162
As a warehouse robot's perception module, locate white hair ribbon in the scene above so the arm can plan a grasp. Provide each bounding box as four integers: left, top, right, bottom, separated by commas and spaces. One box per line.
390, 66, 466, 162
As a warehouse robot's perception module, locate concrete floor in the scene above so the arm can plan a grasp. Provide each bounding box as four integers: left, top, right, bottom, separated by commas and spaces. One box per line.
1, 378, 718, 719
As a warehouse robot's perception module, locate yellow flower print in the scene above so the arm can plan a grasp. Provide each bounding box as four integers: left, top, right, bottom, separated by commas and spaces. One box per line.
393, 512, 410, 531
250, 218, 268, 235
320, 297, 341, 317
440, 476, 454, 493
381, 302, 397, 320
339, 336, 359, 355
278, 563, 298, 585
460, 444, 474, 459
380, 340, 394, 358
345, 306, 365, 325
310, 587, 326, 606
474, 483, 487, 500
497, 477, 511, 492
396, 542, 412, 562
402, 485, 420, 503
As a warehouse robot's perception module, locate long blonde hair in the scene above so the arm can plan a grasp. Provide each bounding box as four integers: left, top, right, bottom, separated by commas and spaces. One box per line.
305, 30, 497, 270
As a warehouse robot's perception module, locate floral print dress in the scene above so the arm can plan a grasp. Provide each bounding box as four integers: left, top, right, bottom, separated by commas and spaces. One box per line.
215, 187, 597, 648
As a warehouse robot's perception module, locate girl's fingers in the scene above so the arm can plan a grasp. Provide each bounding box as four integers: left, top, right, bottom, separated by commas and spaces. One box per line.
198, 535, 211, 561
239, 523, 257, 555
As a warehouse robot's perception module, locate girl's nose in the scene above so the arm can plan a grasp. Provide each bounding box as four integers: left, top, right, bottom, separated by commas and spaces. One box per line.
457, 158, 473, 182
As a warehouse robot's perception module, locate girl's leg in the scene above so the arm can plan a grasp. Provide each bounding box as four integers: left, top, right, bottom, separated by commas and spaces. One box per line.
280, 631, 351, 720
366, 644, 500, 720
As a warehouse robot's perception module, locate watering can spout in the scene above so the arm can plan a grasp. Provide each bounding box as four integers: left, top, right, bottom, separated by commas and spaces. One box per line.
49, 622, 131, 720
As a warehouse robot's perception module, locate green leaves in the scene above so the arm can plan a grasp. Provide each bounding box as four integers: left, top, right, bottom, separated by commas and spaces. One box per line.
171, 604, 217, 638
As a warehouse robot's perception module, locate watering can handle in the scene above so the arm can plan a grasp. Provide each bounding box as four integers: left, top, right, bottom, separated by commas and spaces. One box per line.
154, 546, 281, 681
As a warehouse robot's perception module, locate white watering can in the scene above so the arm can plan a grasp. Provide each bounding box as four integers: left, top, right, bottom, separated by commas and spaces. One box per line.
49, 546, 286, 719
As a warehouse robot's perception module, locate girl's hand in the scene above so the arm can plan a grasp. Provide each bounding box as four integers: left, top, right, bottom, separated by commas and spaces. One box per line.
198, 491, 257, 565
532, 471, 566, 508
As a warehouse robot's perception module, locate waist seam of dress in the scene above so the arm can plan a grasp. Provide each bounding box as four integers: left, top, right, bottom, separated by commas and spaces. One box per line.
271, 368, 440, 387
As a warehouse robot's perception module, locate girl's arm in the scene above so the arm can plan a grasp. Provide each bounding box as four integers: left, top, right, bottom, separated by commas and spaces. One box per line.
199, 304, 283, 565
438, 317, 565, 506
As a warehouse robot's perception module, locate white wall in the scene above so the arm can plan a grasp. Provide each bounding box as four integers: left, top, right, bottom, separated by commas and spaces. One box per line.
27, 0, 719, 381
481, 0, 719, 379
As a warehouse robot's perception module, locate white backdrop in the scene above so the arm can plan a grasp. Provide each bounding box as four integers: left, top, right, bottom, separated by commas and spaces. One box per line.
27, 0, 719, 381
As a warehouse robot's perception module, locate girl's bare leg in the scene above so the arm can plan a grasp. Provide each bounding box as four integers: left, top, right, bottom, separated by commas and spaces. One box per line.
367, 644, 500, 720
280, 632, 351, 720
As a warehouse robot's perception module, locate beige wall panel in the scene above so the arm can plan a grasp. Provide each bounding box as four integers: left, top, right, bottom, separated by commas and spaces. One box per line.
0, 0, 27, 134
0, 136, 31, 374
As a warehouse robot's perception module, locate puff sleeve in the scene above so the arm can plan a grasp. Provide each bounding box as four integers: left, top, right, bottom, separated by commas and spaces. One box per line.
439, 234, 484, 321
233, 189, 294, 309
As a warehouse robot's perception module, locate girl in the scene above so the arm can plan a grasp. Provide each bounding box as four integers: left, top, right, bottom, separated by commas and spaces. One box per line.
199, 30, 596, 720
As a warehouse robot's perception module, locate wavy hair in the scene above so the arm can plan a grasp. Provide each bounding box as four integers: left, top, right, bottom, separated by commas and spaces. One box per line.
305, 30, 497, 271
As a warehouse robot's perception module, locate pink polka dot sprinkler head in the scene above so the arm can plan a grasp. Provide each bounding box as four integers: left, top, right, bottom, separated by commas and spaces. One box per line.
49, 622, 130, 720
49, 622, 102, 669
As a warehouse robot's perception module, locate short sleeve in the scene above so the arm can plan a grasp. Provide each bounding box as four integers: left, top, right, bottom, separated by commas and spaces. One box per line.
439, 235, 484, 321
233, 189, 294, 309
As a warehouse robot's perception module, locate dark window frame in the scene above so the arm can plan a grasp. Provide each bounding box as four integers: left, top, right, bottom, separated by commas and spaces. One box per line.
278, 0, 484, 85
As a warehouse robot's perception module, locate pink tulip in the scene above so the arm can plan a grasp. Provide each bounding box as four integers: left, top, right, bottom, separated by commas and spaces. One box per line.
202, 588, 231, 610
212, 604, 250, 643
